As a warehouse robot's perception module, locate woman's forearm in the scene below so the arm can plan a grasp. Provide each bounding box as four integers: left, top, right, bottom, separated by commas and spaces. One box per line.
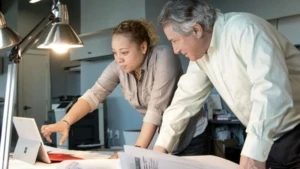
61, 99, 92, 125
135, 122, 158, 148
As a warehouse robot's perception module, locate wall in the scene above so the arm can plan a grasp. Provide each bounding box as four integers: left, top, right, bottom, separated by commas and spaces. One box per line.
205, 0, 300, 20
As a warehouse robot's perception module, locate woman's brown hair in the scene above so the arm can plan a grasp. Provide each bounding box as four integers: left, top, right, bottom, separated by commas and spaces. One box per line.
113, 19, 159, 53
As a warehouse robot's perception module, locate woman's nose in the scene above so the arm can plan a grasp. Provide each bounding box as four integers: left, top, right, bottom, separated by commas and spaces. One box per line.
115, 55, 124, 63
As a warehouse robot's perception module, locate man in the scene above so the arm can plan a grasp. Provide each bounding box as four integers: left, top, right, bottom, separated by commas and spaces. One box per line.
153, 0, 300, 169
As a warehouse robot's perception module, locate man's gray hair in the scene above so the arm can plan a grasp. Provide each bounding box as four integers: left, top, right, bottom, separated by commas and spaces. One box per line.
158, 0, 218, 35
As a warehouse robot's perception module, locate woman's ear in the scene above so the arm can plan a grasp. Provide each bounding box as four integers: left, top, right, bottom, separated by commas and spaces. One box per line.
193, 24, 204, 39
140, 42, 148, 54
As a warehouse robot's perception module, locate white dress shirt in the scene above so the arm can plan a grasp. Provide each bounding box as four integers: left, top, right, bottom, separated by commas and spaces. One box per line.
155, 12, 300, 162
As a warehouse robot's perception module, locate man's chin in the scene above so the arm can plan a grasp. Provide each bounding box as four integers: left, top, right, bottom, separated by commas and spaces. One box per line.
189, 57, 198, 61
189, 55, 203, 61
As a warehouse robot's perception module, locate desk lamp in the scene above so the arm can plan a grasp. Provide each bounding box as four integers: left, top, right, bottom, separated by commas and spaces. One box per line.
0, 0, 83, 168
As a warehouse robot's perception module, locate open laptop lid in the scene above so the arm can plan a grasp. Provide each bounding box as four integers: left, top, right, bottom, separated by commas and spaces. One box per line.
13, 117, 51, 164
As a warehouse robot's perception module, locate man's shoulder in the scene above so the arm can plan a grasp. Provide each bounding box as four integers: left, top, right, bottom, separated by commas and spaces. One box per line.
224, 12, 266, 28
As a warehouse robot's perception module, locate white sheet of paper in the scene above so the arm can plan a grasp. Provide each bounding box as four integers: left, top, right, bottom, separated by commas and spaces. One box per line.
56, 159, 121, 169
119, 145, 238, 169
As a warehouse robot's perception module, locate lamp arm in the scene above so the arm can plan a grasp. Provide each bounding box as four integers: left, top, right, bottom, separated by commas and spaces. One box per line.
0, 11, 59, 169
8, 12, 60, 63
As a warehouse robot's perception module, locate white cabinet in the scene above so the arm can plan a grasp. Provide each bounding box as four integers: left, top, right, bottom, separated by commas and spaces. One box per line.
70, 28, 114, 61
71, 0, 147, 61
80, 0, 146, 34
71, 0, 170, 61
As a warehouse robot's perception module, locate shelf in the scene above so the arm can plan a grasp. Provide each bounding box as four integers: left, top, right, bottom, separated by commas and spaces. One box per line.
209, 120, 242, 124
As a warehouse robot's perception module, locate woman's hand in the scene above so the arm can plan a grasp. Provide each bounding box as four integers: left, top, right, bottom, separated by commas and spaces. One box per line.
108, 153, 119, 159
41, 121, 70, 145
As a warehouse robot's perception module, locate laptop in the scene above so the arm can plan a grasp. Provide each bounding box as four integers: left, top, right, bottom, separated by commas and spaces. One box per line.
13, 117, 82, 165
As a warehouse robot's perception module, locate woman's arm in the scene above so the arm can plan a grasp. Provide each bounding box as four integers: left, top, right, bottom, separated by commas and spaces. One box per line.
61, 99, 92, 125
42, 61, 120, 144
135, 122, 157, 148
137, 46, 183, 149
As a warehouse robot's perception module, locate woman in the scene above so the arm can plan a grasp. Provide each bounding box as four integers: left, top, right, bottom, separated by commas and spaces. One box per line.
41, 19, 209, 158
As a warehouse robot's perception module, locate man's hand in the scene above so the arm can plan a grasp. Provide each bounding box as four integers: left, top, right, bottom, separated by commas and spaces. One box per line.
153, 146, 167, 153
239, 155, 266, 169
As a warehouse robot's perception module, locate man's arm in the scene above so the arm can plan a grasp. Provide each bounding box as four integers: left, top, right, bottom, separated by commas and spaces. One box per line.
154, 61, 213, 153
234, 15, 294, 164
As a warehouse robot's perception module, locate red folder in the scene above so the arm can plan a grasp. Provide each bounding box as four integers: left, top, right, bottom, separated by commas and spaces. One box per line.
47, 153, 83, 162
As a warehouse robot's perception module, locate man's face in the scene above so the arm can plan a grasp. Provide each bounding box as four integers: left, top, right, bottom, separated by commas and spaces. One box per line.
163, 24, 209, 61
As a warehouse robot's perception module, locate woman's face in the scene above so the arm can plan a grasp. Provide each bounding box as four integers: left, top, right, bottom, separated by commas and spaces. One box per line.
112, 34, 147, 73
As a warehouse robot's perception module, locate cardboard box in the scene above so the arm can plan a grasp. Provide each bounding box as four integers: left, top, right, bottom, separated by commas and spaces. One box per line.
213, 138, 238, 158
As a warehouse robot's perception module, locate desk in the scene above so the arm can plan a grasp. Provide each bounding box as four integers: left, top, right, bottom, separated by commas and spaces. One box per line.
9, 145, 112, 169
90, 147, 124, 156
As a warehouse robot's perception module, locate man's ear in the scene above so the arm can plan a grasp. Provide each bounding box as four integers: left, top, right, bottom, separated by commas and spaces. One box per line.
193, 24, 204, 38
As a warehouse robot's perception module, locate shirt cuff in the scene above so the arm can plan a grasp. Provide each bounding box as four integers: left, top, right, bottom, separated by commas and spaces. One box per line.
80, 91, 98, 111
154, 130, 178, 153
241, 134, 273, 162
143, 108, 162, 126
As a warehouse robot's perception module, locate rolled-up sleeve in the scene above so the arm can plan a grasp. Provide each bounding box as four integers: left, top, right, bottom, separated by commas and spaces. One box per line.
237, 18, 294, 162
80, 61, 120, 111
155, 61, 213, 152
143, 47, 183, 125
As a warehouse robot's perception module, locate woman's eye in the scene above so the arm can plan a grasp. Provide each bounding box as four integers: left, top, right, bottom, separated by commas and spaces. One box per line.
122, 52, 129, 55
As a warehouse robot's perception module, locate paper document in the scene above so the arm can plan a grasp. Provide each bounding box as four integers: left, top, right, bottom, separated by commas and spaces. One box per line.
119, 145, 238, 169
57, 159, 121, 169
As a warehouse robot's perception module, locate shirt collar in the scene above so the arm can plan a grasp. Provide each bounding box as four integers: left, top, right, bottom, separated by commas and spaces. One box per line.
140, 48, 154, 72
130, 47, 154, 75
208, 12, 225, 53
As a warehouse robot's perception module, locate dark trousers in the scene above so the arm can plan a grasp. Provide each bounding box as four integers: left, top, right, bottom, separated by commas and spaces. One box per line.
266, 123, 300, 169
173, 126, 210, 156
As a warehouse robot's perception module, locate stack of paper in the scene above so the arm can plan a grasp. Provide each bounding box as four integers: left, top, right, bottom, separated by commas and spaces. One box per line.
56, 146, 238, 169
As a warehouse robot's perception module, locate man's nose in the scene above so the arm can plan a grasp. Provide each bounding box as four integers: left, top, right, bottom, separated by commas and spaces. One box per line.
173, 47, 180, 55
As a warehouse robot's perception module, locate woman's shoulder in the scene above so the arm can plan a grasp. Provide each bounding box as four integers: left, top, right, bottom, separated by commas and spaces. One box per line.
149, 45, 181, 70
150, 45, 176, 61
151, 45, 173, 54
